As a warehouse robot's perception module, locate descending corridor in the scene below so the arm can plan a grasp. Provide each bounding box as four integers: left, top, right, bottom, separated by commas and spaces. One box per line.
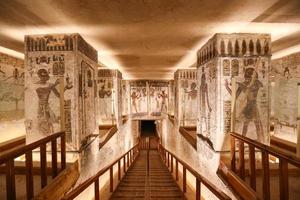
110, 150, 186, 200
2, 1, 300, 200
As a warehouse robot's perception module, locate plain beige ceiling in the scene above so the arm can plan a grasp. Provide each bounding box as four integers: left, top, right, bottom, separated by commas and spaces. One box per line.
0, 0, 300, 79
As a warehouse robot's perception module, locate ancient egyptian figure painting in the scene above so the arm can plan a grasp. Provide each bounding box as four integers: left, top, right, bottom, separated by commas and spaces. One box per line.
0, 53, 24, 122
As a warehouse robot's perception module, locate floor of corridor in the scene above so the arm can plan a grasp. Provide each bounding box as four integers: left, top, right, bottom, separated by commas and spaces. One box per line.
110, 150, 185, 200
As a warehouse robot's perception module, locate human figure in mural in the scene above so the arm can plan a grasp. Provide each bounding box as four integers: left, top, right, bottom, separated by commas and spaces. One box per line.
99, 84, 112, 118
184, 82, 197, 122
149, 87, 158, 113
225, 66, 264, 142
35, 68, 60, 135
200, 72, 212, 138
131, 91, 140, 114
185, 82, 197, 100
158, 90, 168, 112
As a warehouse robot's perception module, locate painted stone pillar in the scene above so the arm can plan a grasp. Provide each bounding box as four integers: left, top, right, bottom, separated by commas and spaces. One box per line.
174, 69, 198, 127
168, 80, 175, 116
25, 33, 98, 151
97, 69, 122, 127
197, 33, 271, 151
271, 52, 300, 155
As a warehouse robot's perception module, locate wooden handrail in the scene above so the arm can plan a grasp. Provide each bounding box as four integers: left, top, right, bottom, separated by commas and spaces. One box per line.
0, 131, 65, 164
0, 136, 25, 152
230, 132, 300, 167
217, 161, 259, 200
1, 131, 66, 200
62, 143, 140, 200
158, 144, 231, 200
230, 131, 300, 200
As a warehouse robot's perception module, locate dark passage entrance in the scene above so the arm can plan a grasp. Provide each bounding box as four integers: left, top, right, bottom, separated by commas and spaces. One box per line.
140, 120, 156, 137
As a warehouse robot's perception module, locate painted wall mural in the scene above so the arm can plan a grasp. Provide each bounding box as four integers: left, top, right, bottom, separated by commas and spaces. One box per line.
25, 33, 98, 151
198, 61, 216, 140
130, 81, 148, 117
174, 69, 198, 126
0, 53, 24, 122
121, 80, 130, 116
270, 52, 300, 141
129, 80, 169, 118
149, 81, 168, 116
97, 69, 122, 127
79, 60, 97, 143
197, 33, 271, 151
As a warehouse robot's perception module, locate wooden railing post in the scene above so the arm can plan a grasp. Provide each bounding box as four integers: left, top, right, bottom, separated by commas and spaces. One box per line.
127, 153, 129, 168
262, 150, 270, 200
26, 151, 34, 199
61, 133, 66, 171
279, 158, 289, 200
183, 166, 186, 193
196, 178, 201, 200
51, 139, 58, 178
167, 152, 170, 167
110, 166, 113, 192
123, 155, 126, 172
249, 145, 256, 190
118, 160, 121, 180
5, 159, 16, 200
231, 136, 236, 172
128, 151, 131, 165
95, 178, 100, 200
171, 155, 173, 173
238, 140, 245, 180
164, 149, 167, 162
175, 160, 178, 181
40, 143, 47, 188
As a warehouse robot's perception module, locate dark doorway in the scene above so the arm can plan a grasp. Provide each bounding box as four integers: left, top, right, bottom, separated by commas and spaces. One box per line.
140, 120, 156, 137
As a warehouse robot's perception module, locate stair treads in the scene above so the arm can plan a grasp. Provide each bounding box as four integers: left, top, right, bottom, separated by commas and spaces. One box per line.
109, 150, 185, 200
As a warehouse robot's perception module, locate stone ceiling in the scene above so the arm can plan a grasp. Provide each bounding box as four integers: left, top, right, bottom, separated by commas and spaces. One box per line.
0, 0, 299, 79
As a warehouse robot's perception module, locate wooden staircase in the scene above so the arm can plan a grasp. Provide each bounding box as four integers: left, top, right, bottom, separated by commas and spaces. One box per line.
110, 150, 186, 200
